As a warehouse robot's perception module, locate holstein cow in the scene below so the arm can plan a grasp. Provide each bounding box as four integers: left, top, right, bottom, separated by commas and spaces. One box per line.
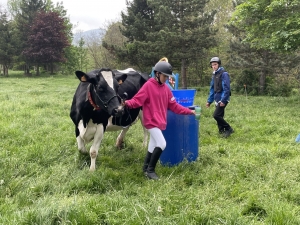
70, 68, 124, 171
70, 68, 149, 171
108, 68, 149, 148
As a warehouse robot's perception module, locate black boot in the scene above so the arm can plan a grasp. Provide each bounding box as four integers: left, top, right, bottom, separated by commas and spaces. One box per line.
146, 147, 162, 180
142, 151, 152, 175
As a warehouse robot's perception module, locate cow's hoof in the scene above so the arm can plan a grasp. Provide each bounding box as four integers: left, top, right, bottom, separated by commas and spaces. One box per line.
79, 148, 88, 154
116, 141, 125, 149
89, 165, 96, 171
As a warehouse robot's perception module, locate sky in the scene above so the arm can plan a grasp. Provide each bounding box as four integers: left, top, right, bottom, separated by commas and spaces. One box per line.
0, 0, 128, 32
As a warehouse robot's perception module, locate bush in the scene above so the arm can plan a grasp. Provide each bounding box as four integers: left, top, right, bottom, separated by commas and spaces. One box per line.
265, 79, 293, 97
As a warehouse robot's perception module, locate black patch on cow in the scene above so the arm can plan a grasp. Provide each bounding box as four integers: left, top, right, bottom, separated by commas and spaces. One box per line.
111, 69, 149, 126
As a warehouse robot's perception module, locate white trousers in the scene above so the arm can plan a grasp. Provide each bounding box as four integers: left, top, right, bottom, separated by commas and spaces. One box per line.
147, 127, 166, 153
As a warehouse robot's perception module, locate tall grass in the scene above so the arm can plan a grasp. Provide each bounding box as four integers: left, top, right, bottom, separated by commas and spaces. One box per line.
1, 73, 300, 224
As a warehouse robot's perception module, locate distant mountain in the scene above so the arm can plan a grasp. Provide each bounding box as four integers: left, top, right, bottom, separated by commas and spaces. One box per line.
72, 29, 105, 46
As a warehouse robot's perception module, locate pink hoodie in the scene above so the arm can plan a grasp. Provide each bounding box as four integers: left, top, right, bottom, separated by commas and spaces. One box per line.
125, 78, 193, 130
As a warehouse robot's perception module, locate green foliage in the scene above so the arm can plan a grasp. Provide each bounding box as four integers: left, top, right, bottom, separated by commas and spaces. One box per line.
266, 78, 294, 97
226, 1, 300, 95
1, 74, 300, 223
230, 0, 300, 52
62, 38, 88, 75
105, 0, 217, 84
231, 69, 260, 95
0, 8, 19, 76
98, 22, 129, 69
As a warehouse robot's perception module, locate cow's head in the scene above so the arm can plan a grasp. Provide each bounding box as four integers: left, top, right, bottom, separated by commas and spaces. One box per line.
75, 69, 124, 117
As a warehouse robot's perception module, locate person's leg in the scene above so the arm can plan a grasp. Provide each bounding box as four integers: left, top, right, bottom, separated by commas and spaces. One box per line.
145, 128, 166, 180
142, 152, 152, 175
142, 134, 156, 174
213, 103, 232, 133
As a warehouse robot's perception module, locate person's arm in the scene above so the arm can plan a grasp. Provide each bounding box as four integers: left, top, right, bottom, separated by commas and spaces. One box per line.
206, 78, 214, 107
220, 72, 230, 104
124, 85, 148, 109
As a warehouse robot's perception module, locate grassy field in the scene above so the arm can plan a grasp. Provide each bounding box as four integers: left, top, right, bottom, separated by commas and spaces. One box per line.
1, 72, 300, 224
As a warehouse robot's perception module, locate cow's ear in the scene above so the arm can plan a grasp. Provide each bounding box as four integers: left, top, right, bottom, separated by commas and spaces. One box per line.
116, 74, 127, 85
75, 71, 87, 82
75, 71, 88, 82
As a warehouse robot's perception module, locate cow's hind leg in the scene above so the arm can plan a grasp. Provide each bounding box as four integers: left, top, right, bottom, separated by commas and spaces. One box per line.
89, 124, 104, 171
138, 111, 149, 147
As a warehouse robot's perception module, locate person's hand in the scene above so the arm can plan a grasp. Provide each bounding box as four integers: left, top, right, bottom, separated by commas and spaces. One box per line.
121, 100, 126, 107
220, 102, 225, 107
206, 102, 210, 108
191, 110, 196, 115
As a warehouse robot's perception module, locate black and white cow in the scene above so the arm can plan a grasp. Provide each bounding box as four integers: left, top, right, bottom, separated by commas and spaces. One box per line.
108, 68, 149, 148
70, 68, 124, 171
70, 68, 149, 171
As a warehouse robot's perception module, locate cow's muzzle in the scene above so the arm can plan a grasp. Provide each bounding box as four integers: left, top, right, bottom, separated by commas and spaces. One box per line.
113, 105, 125, 117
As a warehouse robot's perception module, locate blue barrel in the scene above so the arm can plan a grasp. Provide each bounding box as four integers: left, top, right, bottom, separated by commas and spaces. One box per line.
160, 110, 199, 166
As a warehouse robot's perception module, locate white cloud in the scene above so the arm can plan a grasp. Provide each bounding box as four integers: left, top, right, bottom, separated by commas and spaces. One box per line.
0, 0, 128, 32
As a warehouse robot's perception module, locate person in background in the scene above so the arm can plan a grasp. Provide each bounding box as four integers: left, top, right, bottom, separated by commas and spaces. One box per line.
206, 57, 234, 138
123, 61, 195, 180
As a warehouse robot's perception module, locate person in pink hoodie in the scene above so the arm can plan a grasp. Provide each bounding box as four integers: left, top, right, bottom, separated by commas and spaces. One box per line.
124, 61, 195, 180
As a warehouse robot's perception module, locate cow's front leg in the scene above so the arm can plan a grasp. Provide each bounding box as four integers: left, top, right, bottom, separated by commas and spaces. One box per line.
76, 136, 87, 154
116, 126, 130, 149
89, 124, 104, 171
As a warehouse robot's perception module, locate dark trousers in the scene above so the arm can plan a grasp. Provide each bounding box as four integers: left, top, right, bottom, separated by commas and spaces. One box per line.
213, 103, 231, 132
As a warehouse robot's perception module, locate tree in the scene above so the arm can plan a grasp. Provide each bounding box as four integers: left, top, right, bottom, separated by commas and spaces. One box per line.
103, 0, 156, 71
100, 21, 129, 69
151, 0, 217, 88
22, 10, 70, 75
63, 38, 89, 75
104, 0, 217, 88
229, 0, 300, 52
9, 0, 48, 74
82, 29, 106, 69
76, 37, 89, 72
0, 6, 19, 76
227, 0, 300, 95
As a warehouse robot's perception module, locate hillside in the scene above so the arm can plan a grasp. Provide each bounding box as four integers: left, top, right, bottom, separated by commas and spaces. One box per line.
72, 28, 105, 45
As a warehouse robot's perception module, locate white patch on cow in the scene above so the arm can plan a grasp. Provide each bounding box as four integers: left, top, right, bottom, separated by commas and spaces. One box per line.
101, 71, 114, 89
78, 119, 97, 143
117, 68, 136, 74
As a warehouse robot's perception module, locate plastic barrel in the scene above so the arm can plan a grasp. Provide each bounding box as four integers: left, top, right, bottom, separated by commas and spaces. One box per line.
160, 110, 199, 166
172, 89, 196, 107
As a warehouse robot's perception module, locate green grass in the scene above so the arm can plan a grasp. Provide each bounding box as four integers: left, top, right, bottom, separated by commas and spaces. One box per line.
1, 73, 300, 224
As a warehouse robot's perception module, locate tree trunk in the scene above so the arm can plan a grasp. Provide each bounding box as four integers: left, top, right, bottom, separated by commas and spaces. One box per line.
259, 70, 266, 94
181, 59, 187, 89
26, 64, 30, 74
2, 64, 9, 76
36, 64, 40, 76
50, 63, 54, 74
